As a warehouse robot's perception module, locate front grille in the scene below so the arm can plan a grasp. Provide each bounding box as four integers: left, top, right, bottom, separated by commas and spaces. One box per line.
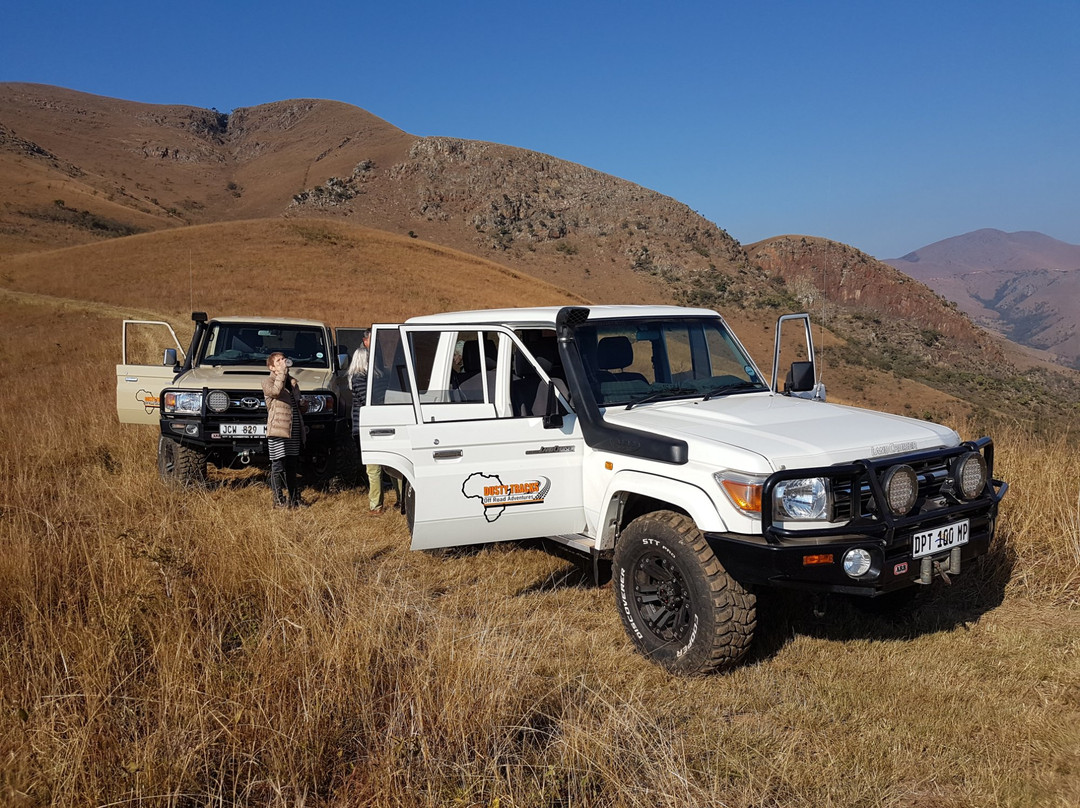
832, 457, 954, 521
763, 438, 1000, 543
212, 391, 267, 414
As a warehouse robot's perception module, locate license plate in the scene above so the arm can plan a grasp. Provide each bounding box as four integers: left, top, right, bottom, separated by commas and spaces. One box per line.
911, 519, 969, 559
219, 423, 267, 437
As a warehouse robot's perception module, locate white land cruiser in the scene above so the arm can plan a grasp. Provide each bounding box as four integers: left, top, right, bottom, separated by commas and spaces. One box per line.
360, 305, 1006, 674
117, 312, 363, 487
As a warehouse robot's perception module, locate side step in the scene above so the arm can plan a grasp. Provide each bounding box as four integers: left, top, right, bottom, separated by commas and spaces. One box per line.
547, 533, 594, 554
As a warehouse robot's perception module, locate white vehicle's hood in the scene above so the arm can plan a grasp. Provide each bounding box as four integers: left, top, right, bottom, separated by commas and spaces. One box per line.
603, 394, 959, 471
176, 366, 337, 391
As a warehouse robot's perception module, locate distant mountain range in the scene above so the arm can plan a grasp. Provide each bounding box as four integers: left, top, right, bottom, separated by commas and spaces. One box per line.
886, 230, 1080, 369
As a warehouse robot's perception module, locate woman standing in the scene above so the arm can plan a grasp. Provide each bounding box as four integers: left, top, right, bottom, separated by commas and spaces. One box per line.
347, 331, 390, 515
263, 351, 306, 508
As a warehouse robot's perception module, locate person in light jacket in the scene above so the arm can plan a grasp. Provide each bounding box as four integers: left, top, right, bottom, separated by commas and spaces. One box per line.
347, 332, 389, 515
263, 351, 307, 507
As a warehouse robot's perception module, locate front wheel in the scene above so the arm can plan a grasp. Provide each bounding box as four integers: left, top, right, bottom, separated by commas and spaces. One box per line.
157, 436, 208, 488
613, 510, 756, 675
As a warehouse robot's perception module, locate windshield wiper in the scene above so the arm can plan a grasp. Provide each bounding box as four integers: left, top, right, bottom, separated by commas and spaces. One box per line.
701, 382, 765, 401
625, 388, 697, 410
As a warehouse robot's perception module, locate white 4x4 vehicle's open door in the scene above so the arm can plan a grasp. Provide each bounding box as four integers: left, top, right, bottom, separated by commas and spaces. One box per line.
116, 320, 185, 425
360, 323, 586, 551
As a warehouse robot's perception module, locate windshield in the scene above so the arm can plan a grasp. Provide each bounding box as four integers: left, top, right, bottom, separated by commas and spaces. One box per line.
200, 323, 330, 369
575, 316, 766, 407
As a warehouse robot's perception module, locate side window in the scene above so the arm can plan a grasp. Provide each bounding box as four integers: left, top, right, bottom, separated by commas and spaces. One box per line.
407, 331, 448, 403
453, 330, 499, 405
369, 328, 412, 405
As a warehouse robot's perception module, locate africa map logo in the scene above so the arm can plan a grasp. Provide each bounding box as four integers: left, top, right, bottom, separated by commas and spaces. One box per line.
462, 472, 552, 522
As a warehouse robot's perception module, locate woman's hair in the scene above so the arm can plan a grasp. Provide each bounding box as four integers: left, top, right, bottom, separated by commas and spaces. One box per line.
347, 345, 369, 383
266, 351, 286, 369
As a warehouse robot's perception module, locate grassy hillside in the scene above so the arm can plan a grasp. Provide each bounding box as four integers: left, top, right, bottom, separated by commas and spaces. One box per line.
0, 218, 586, 329
0, 284, 1077, 807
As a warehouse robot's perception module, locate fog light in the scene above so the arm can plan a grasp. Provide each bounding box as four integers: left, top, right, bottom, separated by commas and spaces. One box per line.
953, 452, 987, 500
207, 390, 230, 413
882, 464, 918, 515
843, 548, 873, 578
184, 424, 199, 436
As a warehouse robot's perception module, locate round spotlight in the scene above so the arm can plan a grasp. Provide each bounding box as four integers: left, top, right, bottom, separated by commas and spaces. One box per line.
843, 548, 873, 579
953, 452, 987, 500
207, 389, 230, 413
882, 464, 918, 515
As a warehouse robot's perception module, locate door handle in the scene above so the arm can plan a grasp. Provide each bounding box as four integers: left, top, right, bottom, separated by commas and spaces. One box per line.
368, 428, 396, 437
432, 449, 463, 460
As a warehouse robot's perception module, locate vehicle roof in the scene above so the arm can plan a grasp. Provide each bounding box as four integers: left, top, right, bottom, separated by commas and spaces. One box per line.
210, 316, 329, 328
403, 304, 720, 327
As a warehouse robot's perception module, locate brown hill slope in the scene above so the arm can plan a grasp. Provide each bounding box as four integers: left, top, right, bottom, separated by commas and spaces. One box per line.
0, 219, 586, 328
748, 235, 1001, 358
885, 229, 1080, 370
0, 216, 979, 423
747, 235, 1080, 429
0, 82, 761, 307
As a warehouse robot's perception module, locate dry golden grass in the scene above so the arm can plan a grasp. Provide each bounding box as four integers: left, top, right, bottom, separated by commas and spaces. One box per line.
1, 264, 1078, 806
0, 217, 586, 330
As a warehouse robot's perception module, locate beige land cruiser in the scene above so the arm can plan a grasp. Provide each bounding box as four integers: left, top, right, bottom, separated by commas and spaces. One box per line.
117, 311, 362, 487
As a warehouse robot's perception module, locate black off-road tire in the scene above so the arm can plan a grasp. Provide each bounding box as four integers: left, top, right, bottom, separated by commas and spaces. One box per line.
157, 436, 208, 488
614, 510, 756, 675
401, 477, 415, 533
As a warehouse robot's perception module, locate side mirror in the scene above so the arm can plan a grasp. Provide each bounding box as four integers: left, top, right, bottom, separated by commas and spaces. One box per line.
784, 361, 815, 393
163, 348, 179, 368
336, 349, 349, 371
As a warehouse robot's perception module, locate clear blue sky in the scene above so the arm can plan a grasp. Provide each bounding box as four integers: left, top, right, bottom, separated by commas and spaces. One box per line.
4, 0, 1078, 259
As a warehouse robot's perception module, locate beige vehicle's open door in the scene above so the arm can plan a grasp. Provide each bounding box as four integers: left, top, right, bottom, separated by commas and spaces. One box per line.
116, 320, 185, 425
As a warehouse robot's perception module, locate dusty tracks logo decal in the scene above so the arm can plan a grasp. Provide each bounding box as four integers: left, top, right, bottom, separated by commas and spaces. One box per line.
462, 472, 551, 522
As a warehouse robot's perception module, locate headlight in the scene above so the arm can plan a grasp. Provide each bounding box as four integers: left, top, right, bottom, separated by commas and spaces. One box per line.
300, 393, 334, 414
714, 471, 766, 515
206, 390, 230, 413
163, 390, 203, 415
882, 464, 918, 516
952, 452, 987, 500
774, 477, 830, 521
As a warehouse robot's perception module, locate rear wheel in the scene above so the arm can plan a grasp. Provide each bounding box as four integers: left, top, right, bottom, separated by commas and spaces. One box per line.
614, 510, 756, 675
309, 439, 361, 491
157, 436, 208, 488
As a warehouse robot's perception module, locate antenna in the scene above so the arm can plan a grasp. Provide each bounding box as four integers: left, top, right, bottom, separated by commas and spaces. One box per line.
189, 248, 194, 313
819, 239, 828, 383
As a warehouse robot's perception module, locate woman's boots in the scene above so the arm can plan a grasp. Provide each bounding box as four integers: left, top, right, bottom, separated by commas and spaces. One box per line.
270, 457, 304, 508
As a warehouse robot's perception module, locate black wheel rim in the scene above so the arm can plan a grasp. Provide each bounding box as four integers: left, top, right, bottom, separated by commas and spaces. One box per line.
632, 552, 693, 642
